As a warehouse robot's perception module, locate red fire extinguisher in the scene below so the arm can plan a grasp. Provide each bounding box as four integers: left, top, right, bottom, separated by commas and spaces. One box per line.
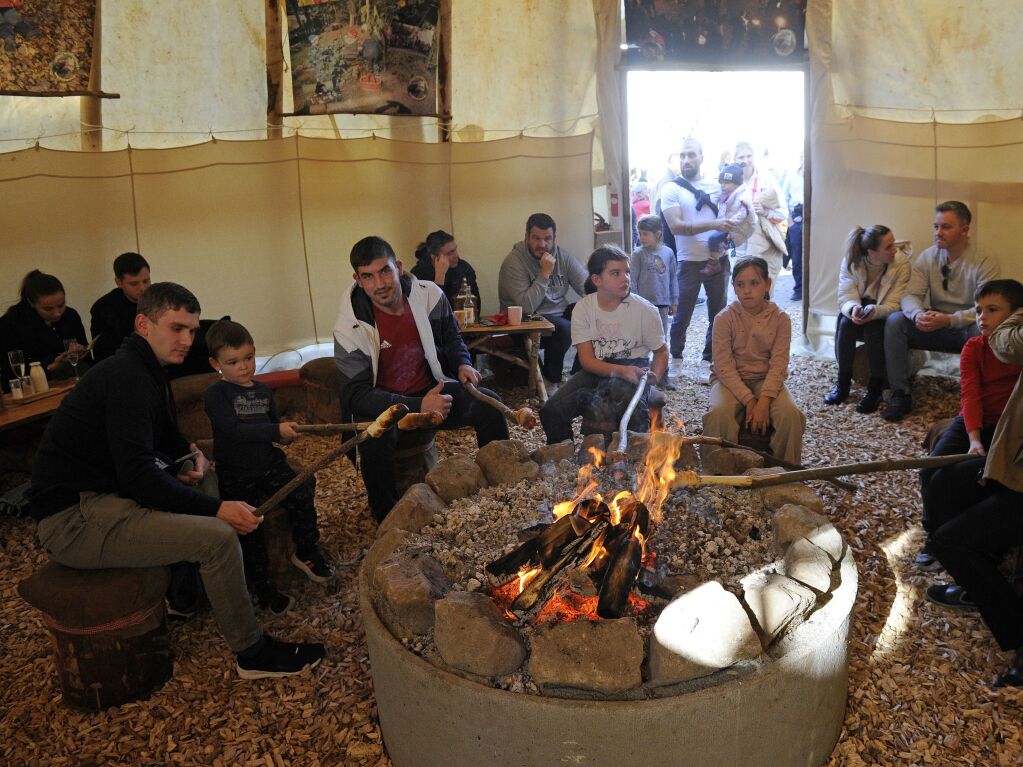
610, 191, 620, 219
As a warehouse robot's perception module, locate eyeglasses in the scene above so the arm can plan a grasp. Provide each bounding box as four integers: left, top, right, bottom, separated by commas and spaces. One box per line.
940, 263, 950, 292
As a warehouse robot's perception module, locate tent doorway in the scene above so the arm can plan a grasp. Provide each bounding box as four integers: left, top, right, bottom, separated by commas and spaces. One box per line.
624, 69, 806, 305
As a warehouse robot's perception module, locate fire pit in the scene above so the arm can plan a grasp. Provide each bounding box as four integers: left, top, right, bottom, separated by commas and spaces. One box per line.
360, 433, 857, 767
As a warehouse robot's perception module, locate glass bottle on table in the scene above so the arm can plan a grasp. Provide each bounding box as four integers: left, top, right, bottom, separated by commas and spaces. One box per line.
455, 279, 476, 326
29, 361, 49, 394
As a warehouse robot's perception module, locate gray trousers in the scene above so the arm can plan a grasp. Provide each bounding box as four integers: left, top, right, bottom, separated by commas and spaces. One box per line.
37, 491, 262, 653
883, 311, 975, 393
702, 379, 806, 464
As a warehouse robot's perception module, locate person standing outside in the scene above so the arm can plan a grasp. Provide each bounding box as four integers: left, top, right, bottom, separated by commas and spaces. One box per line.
659, 137, 740, 382
498, 213, 588, 386
734, 141, 789, 283
90, 252, 152, 362
881, 201, 1000, 421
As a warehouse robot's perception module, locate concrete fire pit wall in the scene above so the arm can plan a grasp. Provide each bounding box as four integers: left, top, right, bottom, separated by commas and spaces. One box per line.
360, 546, 857, 767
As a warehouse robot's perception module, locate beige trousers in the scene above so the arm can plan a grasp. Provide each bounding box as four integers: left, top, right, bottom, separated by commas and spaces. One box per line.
702, 378, 805, 464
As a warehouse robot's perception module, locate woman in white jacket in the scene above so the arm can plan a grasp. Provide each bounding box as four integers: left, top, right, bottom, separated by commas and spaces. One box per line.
824, 225, 911, 412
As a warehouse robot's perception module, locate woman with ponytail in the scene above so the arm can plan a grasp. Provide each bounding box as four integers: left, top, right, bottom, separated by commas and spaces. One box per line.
0, 270, 88, 387
825, 225, 910, 412
410, 230, 481, 313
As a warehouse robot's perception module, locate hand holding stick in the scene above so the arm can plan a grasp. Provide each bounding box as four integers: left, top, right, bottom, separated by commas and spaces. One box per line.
253, 404, 409, 517
463, 381, 538, 429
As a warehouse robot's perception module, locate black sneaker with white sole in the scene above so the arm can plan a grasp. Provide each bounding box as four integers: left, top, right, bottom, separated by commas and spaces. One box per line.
292, 549, 334, 583
256, 587, 295, 616
236, 636, 326, 680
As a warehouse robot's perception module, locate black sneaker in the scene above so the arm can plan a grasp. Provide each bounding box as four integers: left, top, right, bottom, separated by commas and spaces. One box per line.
926, 584, 977, 611
992, 652, 1023, 689
256, 587, 295, 616
882, 390, 913, 422
914, 548, 943, 572
236, 636, 325, 680
165, 601, 197, 622
855, 389, 884, 414
823, 382, 850, 406
292, 549, 335, 584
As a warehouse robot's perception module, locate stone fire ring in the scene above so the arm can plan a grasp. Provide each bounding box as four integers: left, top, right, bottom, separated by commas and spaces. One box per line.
359, 438, 858, 767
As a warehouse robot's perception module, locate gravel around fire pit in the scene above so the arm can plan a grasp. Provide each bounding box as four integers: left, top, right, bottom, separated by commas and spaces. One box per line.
2, 304, 1022, 765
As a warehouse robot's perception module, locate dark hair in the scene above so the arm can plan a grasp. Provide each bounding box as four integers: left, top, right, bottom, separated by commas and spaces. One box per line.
636, 214, 663, 236
113, 252, 150, 279
975, 279, 1023, 311
731, 256, 771, 299
844, 225, 892, 273
935, 200, 972, 225
587, 244, 629, 277
707, 232, 730, 253
414, 230, 454, 262
19, 270, 64, 305
137, 282, 200, 321
206, 319, 254, 359
350, 236, 397, 270
525, 213, 556, 235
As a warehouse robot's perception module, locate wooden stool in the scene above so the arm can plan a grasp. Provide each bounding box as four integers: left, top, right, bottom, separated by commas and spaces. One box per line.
18, 563, 173, 711
300, 358, 342, 424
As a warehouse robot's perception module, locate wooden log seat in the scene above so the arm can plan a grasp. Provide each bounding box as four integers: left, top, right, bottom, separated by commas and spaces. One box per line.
393, 428, 438, 497
18, 563, 173, 711
299, 358, 341, 424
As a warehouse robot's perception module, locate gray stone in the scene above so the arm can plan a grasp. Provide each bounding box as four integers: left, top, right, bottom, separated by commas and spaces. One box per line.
377, 483, 446, 538
649, 581, 762, 685
475, 439, 540, 485
784, 537, 835, 593
363, 528, 410, 577
426, 456, 486, 503
527, 618, 643, 694
579, 433, 606, 462
771, 504, 831, 553
531, 440, 576, 465
702, 447, 765, 476
757, 480, 826, 513
741, 572, 818, 646
372, 552, 451, 639
434, 592, 526, 677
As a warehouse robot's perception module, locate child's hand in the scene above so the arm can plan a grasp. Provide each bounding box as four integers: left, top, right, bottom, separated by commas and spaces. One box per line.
614, 365, 646, 385
968, 439, 986, 456
278, 421, 299, 443
746, 397, 772, 435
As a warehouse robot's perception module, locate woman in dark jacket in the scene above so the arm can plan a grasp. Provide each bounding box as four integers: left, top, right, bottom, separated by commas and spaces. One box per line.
410, 230, 482, 313
0, 270, 89, 388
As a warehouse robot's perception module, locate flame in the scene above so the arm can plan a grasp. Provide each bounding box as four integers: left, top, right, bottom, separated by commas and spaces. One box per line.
608, 490, 634, 525
517, 565, 541, 594
552, 500, 575, 520
577, 528, 608, 570
634, 431, 682, 523
586, 446, 605, 468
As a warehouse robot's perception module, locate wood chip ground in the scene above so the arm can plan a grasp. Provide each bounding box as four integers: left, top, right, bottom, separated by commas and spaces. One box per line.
2, 304, 1021, 766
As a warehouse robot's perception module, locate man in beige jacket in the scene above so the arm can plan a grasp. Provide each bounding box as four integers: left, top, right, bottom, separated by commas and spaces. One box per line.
927, 308, 1023, 688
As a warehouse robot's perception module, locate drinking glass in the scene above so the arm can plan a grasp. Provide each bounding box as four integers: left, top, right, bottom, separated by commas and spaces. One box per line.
7, 350, 25, 378
64, 338, 84, 381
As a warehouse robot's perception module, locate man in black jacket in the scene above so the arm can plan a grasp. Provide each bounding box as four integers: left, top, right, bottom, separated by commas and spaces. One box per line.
89, 252, 152, 363
30, 282, 324, 679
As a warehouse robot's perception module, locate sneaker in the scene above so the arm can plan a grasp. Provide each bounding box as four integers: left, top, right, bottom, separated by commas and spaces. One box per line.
882, 390, 913, 422
695, 359, 712, 385
855, 389, 884, 414
823, 382, 850, 406
914, 548, 942, 572
926, 584, 977, 611
256, 587, 296, 616
992, 652, 1023, 689
658, 378, 677, 392
292, 549, 335, 583
236, 635, 326, 680
789, 291, 802, 302
165, 601, 197, 622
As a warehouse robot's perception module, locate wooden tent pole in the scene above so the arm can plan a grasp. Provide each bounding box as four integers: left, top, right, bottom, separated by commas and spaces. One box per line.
80, 0, 103, 151
265, 0, 284, 139
438, 0, 452, 142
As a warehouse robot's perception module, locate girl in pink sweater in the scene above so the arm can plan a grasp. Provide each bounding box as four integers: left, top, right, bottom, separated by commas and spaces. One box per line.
702, 257, 806, 464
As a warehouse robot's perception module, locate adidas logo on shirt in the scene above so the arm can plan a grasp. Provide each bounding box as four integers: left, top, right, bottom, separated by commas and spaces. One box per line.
380, 340, 393, 350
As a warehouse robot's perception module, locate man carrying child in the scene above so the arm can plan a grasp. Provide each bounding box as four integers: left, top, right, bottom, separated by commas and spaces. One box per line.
334, 236, 509, 522
204, 320, 335, 615
539, 245, 668, 444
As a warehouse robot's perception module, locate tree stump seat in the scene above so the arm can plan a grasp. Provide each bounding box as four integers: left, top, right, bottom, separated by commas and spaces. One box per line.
18, 563, 173, 711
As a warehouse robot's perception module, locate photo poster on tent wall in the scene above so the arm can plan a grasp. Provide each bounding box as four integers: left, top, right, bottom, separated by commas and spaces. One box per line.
623, 0, 806, 66
285, 0, 440, 117
0, 0, 95, 95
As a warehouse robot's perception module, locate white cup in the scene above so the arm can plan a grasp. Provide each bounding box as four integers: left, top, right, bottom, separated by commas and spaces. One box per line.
507, 306, 523, 325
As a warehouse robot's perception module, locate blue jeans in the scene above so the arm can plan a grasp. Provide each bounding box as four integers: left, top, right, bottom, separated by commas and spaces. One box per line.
669, 258, 729, 361
883, 311, 975, 393
787, 220, 803, 296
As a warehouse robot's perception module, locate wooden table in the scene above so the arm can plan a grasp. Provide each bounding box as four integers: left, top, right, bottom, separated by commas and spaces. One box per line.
0, 380, 75, 433
459, 318, 555, 403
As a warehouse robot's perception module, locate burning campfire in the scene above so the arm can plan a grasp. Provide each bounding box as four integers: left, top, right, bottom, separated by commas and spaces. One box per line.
486, 432, 684, 623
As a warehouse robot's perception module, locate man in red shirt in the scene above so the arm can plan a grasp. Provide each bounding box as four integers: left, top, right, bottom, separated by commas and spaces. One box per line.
333, 236, 509, 521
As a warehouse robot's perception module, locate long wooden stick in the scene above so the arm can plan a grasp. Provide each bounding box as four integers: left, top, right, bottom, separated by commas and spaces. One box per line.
670, 453, 977, 491
252, 404, 408, 517
463, 381, 538, 429
294, 422, 370, 434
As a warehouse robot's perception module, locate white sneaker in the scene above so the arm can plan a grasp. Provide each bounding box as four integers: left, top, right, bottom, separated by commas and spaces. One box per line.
696, 360, 712, 385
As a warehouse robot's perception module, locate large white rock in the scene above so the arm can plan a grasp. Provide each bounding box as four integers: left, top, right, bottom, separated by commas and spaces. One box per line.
771, 504, 831, 552
784, 537, 834, 593
742, 572, 818, 646
650, 581, 762, 685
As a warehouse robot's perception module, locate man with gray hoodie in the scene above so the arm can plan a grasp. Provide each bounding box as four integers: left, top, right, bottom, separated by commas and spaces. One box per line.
498, 213, 588, 384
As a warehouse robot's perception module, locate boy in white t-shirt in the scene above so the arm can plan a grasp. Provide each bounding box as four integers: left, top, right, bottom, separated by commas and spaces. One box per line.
539, 245, 669, 444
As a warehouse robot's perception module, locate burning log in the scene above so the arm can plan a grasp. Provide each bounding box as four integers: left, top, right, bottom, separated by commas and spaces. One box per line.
511, 519, 608, 613
463, 381, 539, 429
597, 530, 644, 619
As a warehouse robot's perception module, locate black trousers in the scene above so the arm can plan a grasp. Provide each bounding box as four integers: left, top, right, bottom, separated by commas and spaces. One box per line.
220, 459, 320, 593
929, 473, 1023, 651
834, 312, 885, 383
539, 313, 573, 383
920, 416, 996, 534
355, 381, 509, 522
